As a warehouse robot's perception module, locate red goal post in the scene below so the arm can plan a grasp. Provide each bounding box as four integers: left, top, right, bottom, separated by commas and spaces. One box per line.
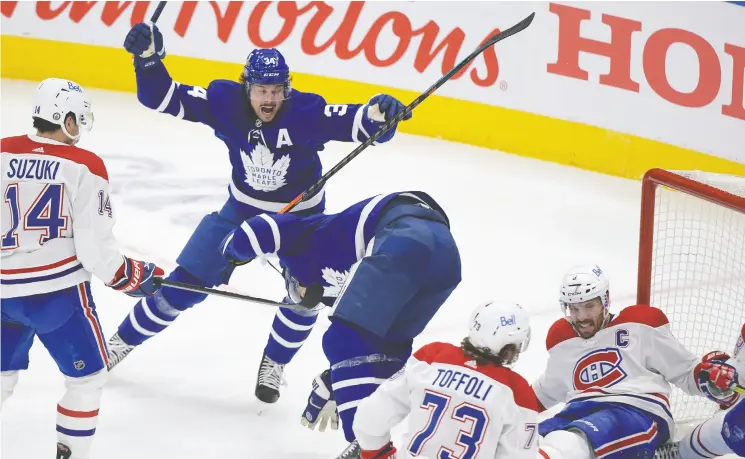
636, 168, 745, 424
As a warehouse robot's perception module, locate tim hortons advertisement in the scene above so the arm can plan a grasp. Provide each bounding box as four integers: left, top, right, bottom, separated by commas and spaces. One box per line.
2, 1, 743, 163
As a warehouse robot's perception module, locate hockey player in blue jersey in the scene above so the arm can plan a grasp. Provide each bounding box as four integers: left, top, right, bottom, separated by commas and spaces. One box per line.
221, 191, 462, 457
105, 23, 412, 403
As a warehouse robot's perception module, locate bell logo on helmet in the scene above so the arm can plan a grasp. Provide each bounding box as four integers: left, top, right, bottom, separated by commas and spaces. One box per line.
67, 82, 82, 92
573, 348, 627, 391
500, 314, 517, 327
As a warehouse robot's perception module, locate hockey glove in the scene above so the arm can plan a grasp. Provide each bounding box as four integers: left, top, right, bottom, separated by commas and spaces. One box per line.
108, 257, 164, 297
367, 94, 411, 123
220, 229, 255, 267
361, 442, 398, 459
123, 22, 166, 69
283, 267, 325, 310
300, 370, 339, 432
695, 351, 740, 408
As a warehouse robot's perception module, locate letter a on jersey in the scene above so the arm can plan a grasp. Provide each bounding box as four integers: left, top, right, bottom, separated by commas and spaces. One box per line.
276, 128, 293, 148
573, 348, 627, 391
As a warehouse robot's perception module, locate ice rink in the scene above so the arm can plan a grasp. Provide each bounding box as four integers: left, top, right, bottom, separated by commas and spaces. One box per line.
0, 79, 735, 458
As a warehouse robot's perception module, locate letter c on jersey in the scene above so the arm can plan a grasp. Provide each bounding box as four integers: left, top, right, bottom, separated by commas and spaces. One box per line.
573, 348, 628, 391
616, 329, 629, 347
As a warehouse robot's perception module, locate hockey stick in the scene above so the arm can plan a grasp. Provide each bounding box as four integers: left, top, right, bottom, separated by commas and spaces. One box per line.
153, 15, 538, 297
150, 1, 167, 22
277, 12, 536, 214
153, 278, 320, 313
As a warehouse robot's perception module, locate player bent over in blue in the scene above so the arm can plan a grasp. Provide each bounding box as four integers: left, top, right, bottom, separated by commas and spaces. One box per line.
221, 191, 462, 456
664, 395, 745, 458
658, 324, 745, 459
533, 266, 741, 459
106, 22, 412, 404
1, 78, 163, 459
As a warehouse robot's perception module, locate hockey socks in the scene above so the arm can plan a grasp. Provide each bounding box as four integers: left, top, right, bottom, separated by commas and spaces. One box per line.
678, 400, 745, 458
264, 304, 319, 364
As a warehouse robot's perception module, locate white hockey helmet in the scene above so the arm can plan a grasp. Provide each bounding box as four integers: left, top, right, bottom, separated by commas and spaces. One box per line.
467, 301, 531, 358
33, 78, 93, 142
559, 265, 610, 313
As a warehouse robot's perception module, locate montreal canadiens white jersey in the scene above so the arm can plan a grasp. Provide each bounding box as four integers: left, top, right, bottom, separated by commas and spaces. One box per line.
532, 305, 703, 437
354, 342, 540, 459
1, 135, 123, 298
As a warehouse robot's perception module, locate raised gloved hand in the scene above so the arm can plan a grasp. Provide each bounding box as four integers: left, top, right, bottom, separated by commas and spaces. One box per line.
366, 94, 411, 123
123, 22, 166, 69
361, 442, 398, 459
108, 257, 164, 297
300, 370, 338, 432
695, 351, 740, 408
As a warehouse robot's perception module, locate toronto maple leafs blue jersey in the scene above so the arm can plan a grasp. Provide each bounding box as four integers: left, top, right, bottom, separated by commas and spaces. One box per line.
134, 61, 398, 212
223, 191, 448, 305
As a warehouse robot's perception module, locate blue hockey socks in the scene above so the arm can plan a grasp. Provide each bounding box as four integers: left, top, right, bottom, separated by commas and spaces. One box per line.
264, 303, 319, 364
115, 267, 208, 346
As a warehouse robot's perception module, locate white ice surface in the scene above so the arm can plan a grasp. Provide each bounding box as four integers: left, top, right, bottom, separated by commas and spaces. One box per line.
0, 79, 735, 458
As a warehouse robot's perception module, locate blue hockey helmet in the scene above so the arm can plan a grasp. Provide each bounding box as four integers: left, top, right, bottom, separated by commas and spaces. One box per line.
242, 48, 292, 100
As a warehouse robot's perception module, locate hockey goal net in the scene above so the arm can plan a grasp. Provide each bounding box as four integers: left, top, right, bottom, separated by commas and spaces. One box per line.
637, 168, 745, 425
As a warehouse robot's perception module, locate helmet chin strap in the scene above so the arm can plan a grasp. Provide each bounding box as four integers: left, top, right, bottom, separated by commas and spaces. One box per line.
61, 116, 81, 145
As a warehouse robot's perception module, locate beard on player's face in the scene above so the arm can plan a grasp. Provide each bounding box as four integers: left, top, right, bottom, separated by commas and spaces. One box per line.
569, 298, 606, 339
249, 84, 285, 122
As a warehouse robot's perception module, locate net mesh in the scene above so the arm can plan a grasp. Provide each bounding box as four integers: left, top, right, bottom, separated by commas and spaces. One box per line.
649, 170, 745, 424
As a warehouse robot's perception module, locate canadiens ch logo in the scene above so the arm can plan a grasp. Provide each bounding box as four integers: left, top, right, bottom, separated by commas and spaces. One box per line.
573, 348, 627, 391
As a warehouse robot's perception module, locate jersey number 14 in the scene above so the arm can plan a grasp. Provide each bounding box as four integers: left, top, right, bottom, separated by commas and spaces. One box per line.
1, 183, 68, 249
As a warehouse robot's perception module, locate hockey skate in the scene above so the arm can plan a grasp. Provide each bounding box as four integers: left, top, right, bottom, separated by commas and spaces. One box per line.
654, 442, 680, 459
56, 442, 72, 459
106, 332, 136, 371
333, 440, 361, 459
255, 352, 286, 403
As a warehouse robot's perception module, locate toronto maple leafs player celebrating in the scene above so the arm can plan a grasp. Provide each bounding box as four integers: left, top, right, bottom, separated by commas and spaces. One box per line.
352, 301, 539, 459
1, 78, 163, 459
220, 191, 462, 456
534, 266, 741, 459
105, 22, 412, 400
665, 323, 745, 459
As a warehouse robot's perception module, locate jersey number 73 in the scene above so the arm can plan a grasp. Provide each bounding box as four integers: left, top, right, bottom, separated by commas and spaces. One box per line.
408, 389, 490, 459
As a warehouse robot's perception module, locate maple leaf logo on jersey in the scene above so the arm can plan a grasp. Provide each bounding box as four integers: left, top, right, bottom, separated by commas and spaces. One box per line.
573, 348, 627, 391
240, 143, 290, 192
322, 268, 349, 297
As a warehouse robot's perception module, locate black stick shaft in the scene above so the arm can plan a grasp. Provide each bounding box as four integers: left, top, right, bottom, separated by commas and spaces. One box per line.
150, 1, 167, 22
279, 12, 535, 214
154, 278, 314, 312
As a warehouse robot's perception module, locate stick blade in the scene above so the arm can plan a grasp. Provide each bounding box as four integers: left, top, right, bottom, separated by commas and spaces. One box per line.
489, 12, 536, 45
